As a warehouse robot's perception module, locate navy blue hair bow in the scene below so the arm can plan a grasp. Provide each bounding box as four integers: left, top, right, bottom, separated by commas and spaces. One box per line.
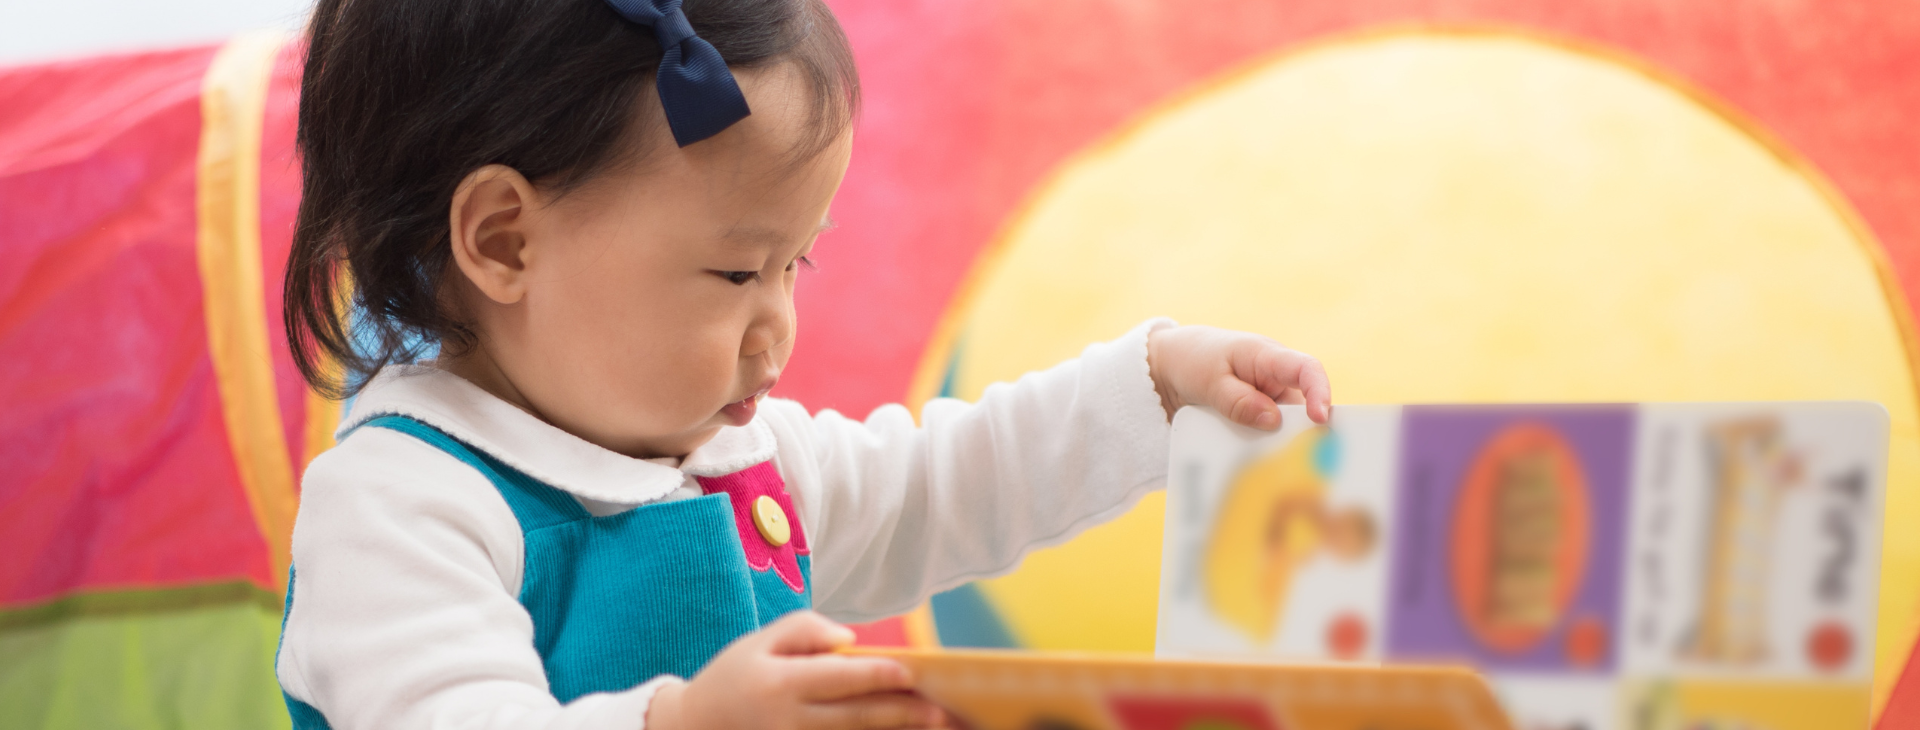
603, 0, 751, 146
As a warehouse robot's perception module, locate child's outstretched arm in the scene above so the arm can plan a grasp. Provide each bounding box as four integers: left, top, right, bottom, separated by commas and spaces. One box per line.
758, 320, 1330, 623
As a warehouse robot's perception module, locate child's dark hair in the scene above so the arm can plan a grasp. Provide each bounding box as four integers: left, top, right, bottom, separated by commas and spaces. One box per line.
284, 0, 858, 398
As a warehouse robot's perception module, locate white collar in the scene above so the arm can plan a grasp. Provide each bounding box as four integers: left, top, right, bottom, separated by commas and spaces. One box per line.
339, 364, 778, 506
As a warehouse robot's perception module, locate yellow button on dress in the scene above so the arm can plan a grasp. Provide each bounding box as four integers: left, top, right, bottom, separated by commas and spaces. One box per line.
751, 495, 791, 547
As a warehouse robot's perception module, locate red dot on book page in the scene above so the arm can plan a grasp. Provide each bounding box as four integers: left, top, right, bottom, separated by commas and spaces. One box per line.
1808, 621, 1854, 672
1564, 616, 1608, 667
1326, 611, 1369, 660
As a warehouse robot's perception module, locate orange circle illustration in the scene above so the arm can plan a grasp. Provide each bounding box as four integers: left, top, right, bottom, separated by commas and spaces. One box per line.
1326, 611, 1369, 660
1449, 422, 1592, 654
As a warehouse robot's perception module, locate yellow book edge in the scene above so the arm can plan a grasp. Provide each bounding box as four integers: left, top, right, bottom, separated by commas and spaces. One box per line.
843, 646, 1514, 730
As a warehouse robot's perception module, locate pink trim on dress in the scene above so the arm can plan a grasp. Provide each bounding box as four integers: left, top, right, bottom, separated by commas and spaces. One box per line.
696, 461, 811, 593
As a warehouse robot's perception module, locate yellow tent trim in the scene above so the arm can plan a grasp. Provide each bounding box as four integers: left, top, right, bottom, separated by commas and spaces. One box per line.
301, 274, 350, 471
303, 388, 339, 472
196, 30, 298, 593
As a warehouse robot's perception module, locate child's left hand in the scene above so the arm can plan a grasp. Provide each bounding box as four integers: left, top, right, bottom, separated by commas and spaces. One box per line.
1147, 325, 1332, 429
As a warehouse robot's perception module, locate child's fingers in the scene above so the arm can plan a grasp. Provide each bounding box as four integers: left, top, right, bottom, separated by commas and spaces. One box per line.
788, 655, 916, 700
800, 693, 949, 730
762, 611, 858, 656
1208, 373, 1282, 430
1235, 341, 1332, 424
1296, 358, 1333, 423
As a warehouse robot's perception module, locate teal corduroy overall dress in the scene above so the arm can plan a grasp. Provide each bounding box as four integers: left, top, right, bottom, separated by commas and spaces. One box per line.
281, 415, 813, 728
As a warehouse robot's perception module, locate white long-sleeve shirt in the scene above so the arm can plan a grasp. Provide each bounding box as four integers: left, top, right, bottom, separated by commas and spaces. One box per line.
276, 319, 1175, 729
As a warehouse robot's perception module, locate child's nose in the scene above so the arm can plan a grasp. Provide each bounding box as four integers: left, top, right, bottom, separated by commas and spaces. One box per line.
742, 288, 795, 356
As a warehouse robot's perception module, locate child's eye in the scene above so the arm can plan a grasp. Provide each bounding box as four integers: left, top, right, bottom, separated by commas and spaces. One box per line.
717, 271, 758, 285
788, 256, 818, 272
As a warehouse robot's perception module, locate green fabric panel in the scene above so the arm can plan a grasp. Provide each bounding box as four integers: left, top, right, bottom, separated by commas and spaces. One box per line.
0, 583, 290, 730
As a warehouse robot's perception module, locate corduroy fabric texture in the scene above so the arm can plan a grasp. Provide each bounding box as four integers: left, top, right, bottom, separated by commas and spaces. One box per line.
279, 415, 811, 726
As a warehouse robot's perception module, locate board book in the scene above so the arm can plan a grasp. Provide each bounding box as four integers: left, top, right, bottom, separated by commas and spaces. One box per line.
1158, 402, 1888, 730
846, 646, 1513, 730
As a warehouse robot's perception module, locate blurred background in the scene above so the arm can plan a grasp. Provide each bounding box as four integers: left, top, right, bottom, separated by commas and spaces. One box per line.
4, 1, 1920, 729
0, 0, 308, 65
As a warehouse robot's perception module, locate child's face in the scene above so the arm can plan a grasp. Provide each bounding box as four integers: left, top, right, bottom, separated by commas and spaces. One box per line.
444, 61, 851, 458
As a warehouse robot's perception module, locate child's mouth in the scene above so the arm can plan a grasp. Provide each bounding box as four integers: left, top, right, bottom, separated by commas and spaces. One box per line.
719, 383, 775, 426
720, 396, 758, 425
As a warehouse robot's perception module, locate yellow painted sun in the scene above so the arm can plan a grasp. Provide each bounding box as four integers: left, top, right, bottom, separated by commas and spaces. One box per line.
911, 29, 1918, 712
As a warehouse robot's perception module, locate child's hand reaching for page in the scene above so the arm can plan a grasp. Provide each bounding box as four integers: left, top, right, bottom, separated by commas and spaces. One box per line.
645, 612, 948, 730
1147, 325, 1333, 429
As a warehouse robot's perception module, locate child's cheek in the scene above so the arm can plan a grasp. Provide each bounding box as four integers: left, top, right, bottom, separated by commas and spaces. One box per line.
613, 328, 740, 428
770, 333, 797, 373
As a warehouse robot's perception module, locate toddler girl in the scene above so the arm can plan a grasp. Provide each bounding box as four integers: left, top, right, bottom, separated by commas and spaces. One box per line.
277, 0, 1332, 728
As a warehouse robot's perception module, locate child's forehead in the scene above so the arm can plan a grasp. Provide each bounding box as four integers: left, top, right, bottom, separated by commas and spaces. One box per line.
606, 62, 849, 196
628, 59, 834, 164
576, 60, 849, 242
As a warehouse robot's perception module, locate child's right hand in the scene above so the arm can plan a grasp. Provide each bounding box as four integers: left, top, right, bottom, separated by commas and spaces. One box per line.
645, 612, 948, 730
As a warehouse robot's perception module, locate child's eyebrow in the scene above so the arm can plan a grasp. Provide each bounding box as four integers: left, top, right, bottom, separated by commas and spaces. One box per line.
723, 217, 838, 247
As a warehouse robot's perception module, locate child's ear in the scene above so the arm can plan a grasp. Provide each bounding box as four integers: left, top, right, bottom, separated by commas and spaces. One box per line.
449, 164, 540, 305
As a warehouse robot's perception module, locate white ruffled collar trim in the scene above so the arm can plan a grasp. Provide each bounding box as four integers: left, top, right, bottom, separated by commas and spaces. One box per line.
338, 364, 776, 505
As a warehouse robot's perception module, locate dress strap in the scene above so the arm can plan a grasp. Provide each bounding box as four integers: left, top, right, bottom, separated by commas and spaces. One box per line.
358, 415, 589, 530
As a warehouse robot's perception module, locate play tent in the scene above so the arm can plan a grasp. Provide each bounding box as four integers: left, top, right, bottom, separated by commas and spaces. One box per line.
3, 1, 1918, 728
